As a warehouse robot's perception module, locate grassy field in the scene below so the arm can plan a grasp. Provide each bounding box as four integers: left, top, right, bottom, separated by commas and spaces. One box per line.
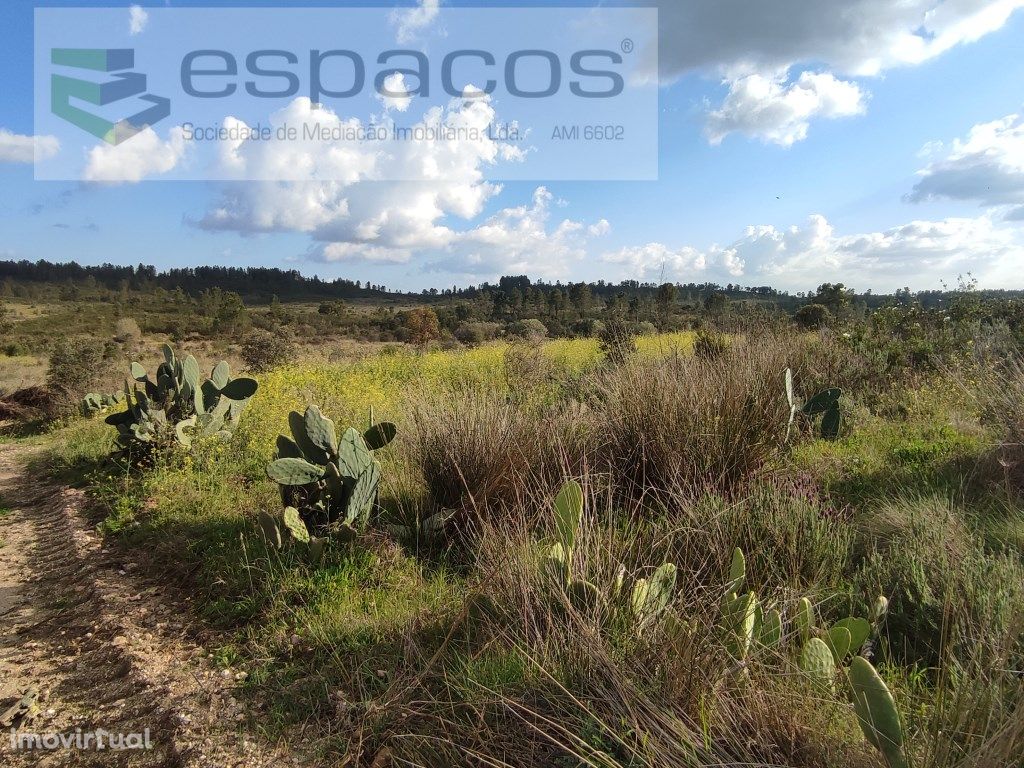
26, 321, 1023, 767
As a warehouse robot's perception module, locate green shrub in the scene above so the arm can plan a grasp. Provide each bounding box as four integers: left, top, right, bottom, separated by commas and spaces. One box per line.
46, 337, 104, 403
507, 318, 548, 341
793, 303, 832, 330
693, 328, 729, 360
570, 318, 604, 337
597, 316, 636, 365
241, 328, 296, 373
852, 495, 1024, 666
454, 322, 501, 345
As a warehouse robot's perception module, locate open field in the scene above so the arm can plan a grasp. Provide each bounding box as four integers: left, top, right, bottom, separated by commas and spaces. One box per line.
2, 288, 1022, 767
2, 268, 1024, 767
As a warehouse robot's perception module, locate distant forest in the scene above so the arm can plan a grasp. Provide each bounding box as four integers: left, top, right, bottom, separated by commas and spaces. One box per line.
4, 258, 1021, 309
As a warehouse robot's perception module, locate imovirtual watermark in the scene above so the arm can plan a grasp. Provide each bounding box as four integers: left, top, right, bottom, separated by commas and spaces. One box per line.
9, 727, 153, 751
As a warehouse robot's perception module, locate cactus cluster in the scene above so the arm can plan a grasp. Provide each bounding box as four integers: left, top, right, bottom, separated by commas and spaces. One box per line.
785, 368, 843, 440
794, 597, 877, 684
720, 547, 783, 662
631, 562, 678, 634
258, 505, 333, 564
541, 480, 678, 632
263, 405, 396, 554
103, 344, 258, 458
721, 547, 904, 766
80, 390, 123, 417
792, 589, 902, 765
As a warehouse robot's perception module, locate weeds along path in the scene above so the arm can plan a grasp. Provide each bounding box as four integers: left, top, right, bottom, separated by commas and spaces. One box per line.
0, 441, 293, 767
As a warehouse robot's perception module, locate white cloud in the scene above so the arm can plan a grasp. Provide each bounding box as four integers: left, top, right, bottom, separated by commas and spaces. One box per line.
603, 213, 1024, 291
128, 5, 149, 35
641, 1, 1024, 145
705, 71, 866, 146
390, 0, 440, 45
83, 127, 187, 183
420, 186, 609, 279
310, 186, 599, 278
199, 95, 513, 238
195, 96, 604, 279
0, 130, 59, 164
377, 72, 413, 112
907, 112, 1024, 207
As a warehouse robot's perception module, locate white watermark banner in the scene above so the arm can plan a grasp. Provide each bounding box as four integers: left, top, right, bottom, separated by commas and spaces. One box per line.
34, 6, 658, 181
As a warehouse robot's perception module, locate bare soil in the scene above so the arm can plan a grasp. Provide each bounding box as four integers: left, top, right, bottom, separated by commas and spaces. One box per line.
0, 442, 296, 767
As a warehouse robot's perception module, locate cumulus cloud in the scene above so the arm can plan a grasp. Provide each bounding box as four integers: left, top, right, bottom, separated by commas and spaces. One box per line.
0, 130, 59, 163
128, 5, 148, 35
420, 187, 609, 278
390, 0, 440, 45
603, 213, 1024, 291
907, 112, 1024, 207
377, 72, 413, 112
199, 95, 513, 234
639, 1, 1023, 145
83, 127, 188, 183
194, 96, 604, 279
705, 71, 866, 146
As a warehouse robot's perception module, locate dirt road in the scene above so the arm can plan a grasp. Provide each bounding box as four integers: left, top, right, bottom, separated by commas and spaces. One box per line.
0, 442, 292, 767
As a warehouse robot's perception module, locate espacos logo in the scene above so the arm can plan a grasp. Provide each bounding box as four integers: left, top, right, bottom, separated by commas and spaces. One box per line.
51, 48, 169, 145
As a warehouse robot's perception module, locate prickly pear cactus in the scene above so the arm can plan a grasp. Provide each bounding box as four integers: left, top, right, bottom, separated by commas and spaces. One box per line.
849, 656, 907, 768
872, 595, 889, 623
725, 547, 746, 598
801, 387, 843, 440
553, 480, 583, 553
81, 391, 124, 417
826, 626, 853, 663
566, 579, 604, 615
632, 562, 677, 634
722, 591, 758, 660
103, 344, 258, 464
258, 510, 283, 550
542, 542, 570, 587
799, 637, 837, 693
833, 617, 871, 655
265, 404, 396, 556
795, 597, 814, 644
757, 607, 783, 648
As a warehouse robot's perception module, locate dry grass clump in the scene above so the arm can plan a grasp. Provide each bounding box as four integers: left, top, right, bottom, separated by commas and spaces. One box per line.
967, 351, 1024, 491
973, 353, 1024, 445
407, 388, 529, 516
596, 335, 792, 496
405, 388, 595, 526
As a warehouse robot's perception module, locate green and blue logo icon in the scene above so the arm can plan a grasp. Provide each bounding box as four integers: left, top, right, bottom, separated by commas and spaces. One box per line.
51, 48, 169, 145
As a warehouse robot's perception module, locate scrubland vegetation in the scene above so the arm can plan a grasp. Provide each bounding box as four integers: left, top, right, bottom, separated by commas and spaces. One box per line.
2, 263, 1024, 766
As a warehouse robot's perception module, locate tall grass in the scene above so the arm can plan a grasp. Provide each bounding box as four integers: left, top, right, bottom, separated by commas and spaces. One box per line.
596, 335, 793, 496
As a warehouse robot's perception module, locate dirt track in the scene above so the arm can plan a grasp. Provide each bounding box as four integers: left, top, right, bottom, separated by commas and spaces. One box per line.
0, 443, 293, 767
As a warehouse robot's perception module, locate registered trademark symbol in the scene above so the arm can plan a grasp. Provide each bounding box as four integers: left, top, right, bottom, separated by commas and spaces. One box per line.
621, 38, 634, 54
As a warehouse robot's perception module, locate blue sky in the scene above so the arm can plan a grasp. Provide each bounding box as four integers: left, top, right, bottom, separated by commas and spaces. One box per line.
2, 0, 1024, 293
